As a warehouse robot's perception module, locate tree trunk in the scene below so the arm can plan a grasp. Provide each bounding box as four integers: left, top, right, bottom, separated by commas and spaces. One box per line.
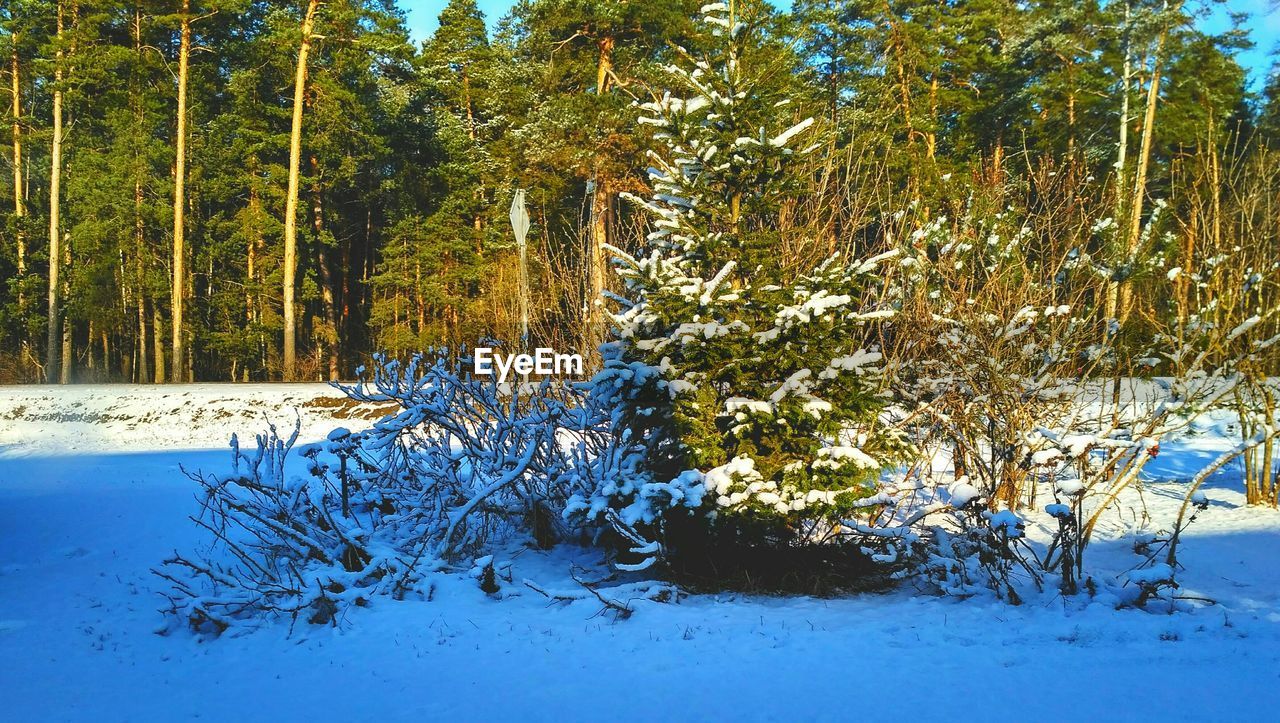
587, 175, 608, 353
153, 301, 166, 383
1066, 69, 1077, 159
992, 130, 1005, 184
282, 0, 320, 380
247, 178, 259, 326
45, 2, 66, 382
311, 156, 340, 380
317, 257, 339, 378
60, 312, 72, 384
171, 0, 192, 381
926, 75, 938, 160
1120, 25, 1166, 322
414, 259, 424, 337
596, 35, 614, 94
132, 8, 151, 383
60, 237, 72, 383
462, 66, 477, 141
461, 66, 484, 238
1106, 0, 1133, 322
247, 160, 265, 380
137, 289, 150, 382
135, 177, 151, 383
10, 40, 24, 314
584, 35, 615, 356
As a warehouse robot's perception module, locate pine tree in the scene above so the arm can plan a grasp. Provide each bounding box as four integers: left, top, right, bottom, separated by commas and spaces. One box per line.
60, 2, 165, 382
196, 2, 289, 380
281, 0, 320, 380
1261, 62, 1280, 148
0, 3, 45, 375
569, 2, 908, 573
1014, 0, 1108, 161
45, 0, 69, 381
509, 0, 698, 354
299, 0, 410, 379
369, 0, 501, 353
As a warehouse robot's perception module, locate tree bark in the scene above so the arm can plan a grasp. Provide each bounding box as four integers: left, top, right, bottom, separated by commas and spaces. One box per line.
153, 301, 166, 383
926, 75, 938, 159
461, 66, 484, 238
247, 175, 259, 325
60, 311, 71, 383
10, 40, 24, 312
282, 0, 320, 380
584, 35, 615, 355
1120, 22, 1167, 322
1106, 0, 1133, 322
596, 35, 613, 94
132, 6, 151, 383
311, 155, 340, 380
45, 2, 65, 382
1066, 65, 1076, 159
587, 175, 608, 353
135, 177, 151, 383
171, 0, 192, 381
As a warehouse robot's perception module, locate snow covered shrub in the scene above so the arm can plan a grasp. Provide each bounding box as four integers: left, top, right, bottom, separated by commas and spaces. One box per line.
563, 3, 909, 586
1233, 370, 1280, 507
332, 354, 581, 552
158, 353, 577, 633
887, 202, 1102, 512
1122, 490, 1212, 611
557, 341, 707, 568
930, 507, 1040, 604
156, 421, 414, 633
879, 198, 1280, 602
1054, 241, 1280, 549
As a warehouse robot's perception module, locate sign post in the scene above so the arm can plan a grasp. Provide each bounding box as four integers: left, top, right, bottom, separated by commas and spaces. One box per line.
510, 189, 531, 346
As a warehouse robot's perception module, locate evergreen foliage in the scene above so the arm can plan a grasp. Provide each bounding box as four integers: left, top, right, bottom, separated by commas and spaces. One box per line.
0, 0, 1274, 382
564, 3, 911, 580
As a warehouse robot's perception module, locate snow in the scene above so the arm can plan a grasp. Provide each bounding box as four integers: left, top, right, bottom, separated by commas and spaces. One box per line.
820, 350, 883, 379
1045, 503, 1072, 518
986, 509, 1025, 535
768, 117, 814, 148
947, 478, 981, 508
1127, 563, 1175, 585
725, 397, 772, 417
3, 384, 1280, 721
705, 455, 761, 496
813, 445, 880, 470
776, 290, 853, 326
1228, 315, 1263, 342
1031, 448, 1064, 466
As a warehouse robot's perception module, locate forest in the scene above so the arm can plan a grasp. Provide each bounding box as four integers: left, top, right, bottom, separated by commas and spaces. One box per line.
4, 5, 1280, 714
1, 0, 1278, 383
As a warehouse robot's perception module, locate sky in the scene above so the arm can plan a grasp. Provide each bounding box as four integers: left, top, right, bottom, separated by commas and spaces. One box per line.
399, 0, 1279, 89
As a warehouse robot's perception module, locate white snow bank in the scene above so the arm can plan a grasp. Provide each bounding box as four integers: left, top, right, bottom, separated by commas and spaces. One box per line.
0, 383, 379, 453
0, 384, 1279, 721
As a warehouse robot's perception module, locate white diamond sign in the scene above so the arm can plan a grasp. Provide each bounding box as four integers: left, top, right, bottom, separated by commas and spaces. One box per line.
510, 189, 530, 248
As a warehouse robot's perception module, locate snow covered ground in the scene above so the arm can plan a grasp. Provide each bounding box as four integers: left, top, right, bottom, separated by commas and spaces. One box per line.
2, 384, 1279, 722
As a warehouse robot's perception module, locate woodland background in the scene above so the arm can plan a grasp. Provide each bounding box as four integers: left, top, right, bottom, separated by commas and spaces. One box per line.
1, 0, 1278, 383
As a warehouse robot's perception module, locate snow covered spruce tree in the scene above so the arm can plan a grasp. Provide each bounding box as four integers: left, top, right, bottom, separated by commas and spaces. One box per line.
564, 2, 908, 586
